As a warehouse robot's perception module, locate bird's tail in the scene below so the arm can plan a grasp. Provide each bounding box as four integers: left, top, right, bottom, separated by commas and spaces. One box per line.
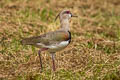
21, 38, 33, 45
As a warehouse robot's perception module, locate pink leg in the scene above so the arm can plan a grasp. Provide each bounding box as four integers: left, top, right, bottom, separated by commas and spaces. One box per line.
51, 53, 56, 71
38, 48, 48, 70
38, 50, 42, 69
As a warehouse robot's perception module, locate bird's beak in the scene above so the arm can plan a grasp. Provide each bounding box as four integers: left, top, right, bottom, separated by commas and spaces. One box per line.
71, 14, 77, 17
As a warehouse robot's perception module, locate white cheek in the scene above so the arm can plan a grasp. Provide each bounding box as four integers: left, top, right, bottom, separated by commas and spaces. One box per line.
69, 14, 72, 18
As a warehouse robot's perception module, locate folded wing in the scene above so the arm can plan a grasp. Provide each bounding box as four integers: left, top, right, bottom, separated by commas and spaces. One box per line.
21, 30, 71, 48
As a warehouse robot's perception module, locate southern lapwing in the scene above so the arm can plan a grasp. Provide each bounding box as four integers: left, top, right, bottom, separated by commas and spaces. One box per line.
21, 10, 77, 71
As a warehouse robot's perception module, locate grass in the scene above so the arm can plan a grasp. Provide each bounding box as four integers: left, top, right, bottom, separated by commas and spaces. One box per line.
0, 0, 120, 80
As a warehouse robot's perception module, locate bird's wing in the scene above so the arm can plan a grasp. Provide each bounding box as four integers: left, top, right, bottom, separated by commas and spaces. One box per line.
21, 30, 71, 47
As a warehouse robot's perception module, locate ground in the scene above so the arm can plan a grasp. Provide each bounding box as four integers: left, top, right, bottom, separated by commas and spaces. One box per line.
0, 0, 120, 80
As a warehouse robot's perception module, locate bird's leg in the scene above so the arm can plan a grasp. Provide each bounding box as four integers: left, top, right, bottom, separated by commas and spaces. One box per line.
38, 48, 48, 71
38, 50, 43, 70
51, 53, 56, 71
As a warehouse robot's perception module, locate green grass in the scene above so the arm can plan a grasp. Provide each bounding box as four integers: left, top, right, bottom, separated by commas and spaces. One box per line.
0, 0, 120, 80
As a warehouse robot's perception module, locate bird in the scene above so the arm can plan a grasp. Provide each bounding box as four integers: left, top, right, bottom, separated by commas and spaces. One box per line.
21, 10, 77, 71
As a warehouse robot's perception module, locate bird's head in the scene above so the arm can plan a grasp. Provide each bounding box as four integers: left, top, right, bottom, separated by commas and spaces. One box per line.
55, 10, 77, 21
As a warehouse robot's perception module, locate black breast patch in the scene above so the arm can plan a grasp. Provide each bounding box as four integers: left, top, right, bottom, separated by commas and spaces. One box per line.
68, 31, 71, 43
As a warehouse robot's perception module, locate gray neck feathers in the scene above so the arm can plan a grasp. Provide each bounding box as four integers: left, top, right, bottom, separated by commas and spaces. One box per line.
60, 19, 70, 31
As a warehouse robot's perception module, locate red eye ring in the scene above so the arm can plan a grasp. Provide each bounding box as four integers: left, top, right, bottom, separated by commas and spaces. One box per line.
65, 11, 70, 14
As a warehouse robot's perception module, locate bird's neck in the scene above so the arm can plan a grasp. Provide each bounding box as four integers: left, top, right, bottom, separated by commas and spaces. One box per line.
60, 19, 70, 31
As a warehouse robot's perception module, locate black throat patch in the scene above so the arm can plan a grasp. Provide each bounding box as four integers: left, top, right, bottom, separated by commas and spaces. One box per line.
68, 31, 71, 43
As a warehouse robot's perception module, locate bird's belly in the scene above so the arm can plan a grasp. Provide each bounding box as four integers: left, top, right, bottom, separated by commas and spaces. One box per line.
36, 40, 70, 52
48, 45, 67, 52
47, 40, 70, 52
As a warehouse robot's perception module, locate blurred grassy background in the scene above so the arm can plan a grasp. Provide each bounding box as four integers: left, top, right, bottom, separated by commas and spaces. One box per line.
0, 0, 120, 80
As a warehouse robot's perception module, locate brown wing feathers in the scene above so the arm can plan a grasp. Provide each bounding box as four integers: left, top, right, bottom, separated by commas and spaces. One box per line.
21, 30, 71, 46
21, 36, 41, 45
